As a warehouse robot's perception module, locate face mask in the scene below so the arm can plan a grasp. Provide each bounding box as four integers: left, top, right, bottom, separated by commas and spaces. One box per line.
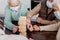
54, 11, 60, 20
46, 1, 53, 8
10, 6, 20, 11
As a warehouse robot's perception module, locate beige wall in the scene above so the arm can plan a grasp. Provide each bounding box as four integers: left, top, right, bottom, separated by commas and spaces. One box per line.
54, 0, 60, 9
0, 0, 60, 17
0, 0, 31, 17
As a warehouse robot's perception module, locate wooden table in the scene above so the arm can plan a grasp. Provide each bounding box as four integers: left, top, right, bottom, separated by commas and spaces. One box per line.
27, 31, 57, 40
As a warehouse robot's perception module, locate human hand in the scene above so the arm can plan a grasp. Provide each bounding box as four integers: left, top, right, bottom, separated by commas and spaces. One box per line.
53, 4, 59, 11
12, 25, 18, 33
33, 25, 40, 31
36, 17, 42, 23
27, 23, 33, 32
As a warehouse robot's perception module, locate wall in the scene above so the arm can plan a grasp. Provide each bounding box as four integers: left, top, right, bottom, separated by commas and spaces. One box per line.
0, 0, 7, 17
0, 0, 31, 17
20, 0, 31, 9
0, 0, 60, 17
53, 0, 60, 9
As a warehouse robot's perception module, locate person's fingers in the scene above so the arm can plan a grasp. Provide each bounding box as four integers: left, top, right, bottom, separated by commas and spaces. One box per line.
13, 27, 18, 33
36, 18, 40, 23
36, 17, 42, 23
30, 24, 33, 28
29, 26, 33, 31
33, 25, 37, 30
13, 28, 17, 33
33, 25, 40, 31
26, 23, 33, 31
29, 38, 34, 40
13, 29, 17, 33
27, 25, 30, 29
27, 24, 29, 28
33, 25, 38, 28
26, 18, 31, 24
27, 24, 32, 28
53, 4, 59, 10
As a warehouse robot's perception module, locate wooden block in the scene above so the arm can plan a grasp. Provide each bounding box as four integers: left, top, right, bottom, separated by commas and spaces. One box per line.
18, 16, 27, 36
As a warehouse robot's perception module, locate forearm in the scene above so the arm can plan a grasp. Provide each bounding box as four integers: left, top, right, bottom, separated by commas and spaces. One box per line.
40, 19, 57, 25
4, 20, 14, 30
40, 22, 60, 31
5, 7, 15, 30
27, 3, 41, 18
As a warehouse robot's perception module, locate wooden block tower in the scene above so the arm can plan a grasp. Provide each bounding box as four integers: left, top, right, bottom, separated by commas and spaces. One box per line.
18, 16, 27, 36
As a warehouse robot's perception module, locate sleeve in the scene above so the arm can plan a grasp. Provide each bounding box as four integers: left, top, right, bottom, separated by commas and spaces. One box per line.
40, 18, 57, 25
26, 3, 41, 18
40, 22, 60, 31
21, 4, 28, 16
54, 11, 60, 20
4, 7, 14, 30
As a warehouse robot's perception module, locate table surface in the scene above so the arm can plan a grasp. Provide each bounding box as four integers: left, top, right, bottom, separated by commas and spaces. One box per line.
27, 31, 57, 40
0, 35, 28, 40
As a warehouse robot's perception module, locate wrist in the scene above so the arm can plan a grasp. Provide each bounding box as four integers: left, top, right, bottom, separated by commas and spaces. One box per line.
13, 25, 18, 28
38, 27, 40, 31
27, 18, 31, 24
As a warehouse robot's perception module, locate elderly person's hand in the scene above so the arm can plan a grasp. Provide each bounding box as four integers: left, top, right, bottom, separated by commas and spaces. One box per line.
27, 23, 33, 32
33, 25, 40, 31
26, 17, 33, 32
29, 38, 34, 40
12, 25, 18, 33
36, 17, 42, 23
53, 4, 59, 11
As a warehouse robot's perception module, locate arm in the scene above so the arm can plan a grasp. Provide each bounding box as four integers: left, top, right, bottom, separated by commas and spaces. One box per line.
40, 22, 60, 31
36, 3, 59, 25
4, 7, 14, 30
36, 17, 57, 25
21, 4, 28, 16
40, 19, 57, 24
26, 2, 41, 24
27, 2, 41, 18
33, 21, 60, 31
37, 3, 60, 25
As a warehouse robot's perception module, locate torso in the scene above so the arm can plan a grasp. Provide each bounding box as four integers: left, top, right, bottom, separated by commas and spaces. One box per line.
38, 0, 56, 21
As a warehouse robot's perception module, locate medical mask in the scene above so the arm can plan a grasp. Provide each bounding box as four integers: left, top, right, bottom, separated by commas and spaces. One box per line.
46, 1, 53, 8
10, 6, 20, 11
54, 11, 60, 20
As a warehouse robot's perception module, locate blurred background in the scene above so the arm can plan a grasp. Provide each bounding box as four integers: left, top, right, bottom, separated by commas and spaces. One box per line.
0, 0, 60, 17
0, 0, 31, 17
